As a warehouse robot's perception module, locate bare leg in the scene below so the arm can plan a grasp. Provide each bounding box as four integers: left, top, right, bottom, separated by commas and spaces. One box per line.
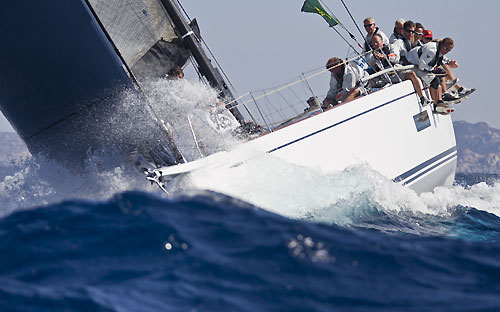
405, 71, 424, 98
443, 64, 462, 90
429, 86, 441, 103
342, 88, 360, 103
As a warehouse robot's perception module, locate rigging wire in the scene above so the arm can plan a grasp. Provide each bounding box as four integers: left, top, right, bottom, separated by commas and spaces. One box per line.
317, 0, 362, 52
174, 0, 241, 98
189, 56, 204, 81
338, 0, 366, 45
230, 50, 372, 108
336, 0, 377, 64
337, 0, 399, 82
175, 0, 192, 21
320, 0, 392, 85
175, 0, 257, 125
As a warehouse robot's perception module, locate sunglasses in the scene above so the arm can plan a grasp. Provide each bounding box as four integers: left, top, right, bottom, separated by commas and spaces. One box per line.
415, 32, 424, 36
404, 29, 415, 33
443, 46, 452, 52
364, 23, 373, 28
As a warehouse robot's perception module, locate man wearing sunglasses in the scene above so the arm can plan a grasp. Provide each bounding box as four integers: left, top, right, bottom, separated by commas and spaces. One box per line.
391, 20, 416, 66
414, 23, 425, 47
367, 33, 432, 107
362, 17, 389, 52
417, 30, 475, 100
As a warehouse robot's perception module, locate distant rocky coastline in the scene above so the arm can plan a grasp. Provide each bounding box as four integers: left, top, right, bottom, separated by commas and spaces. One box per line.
453, 121, 500, 174
1, 120, 500, 173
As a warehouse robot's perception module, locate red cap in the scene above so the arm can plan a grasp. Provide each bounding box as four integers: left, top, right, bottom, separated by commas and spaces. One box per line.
423, 29, 433, 39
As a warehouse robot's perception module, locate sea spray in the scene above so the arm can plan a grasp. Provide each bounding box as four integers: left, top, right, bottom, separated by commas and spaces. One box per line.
139, 78, 242, 161
3, 78, 500, 238
0, 151, 155, 217
0, 78, 242, 216
164, 150, 500, 235
170, 153, 436, 223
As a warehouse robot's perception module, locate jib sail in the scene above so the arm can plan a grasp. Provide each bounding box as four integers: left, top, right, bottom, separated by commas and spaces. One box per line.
86, 0, 191, 81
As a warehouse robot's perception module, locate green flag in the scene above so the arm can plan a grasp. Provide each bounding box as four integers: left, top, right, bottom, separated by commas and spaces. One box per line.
301, 0, 339, 27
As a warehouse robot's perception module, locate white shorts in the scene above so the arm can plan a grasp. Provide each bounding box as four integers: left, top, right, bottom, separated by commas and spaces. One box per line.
414, 68, 437, 88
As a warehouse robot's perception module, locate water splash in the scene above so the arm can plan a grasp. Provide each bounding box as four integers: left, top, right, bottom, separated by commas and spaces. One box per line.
0, 151, 156, 217
0, 78, 242, 216
139, 78, 242, 161
164, 149, 500, 234
2, 77, 500, 239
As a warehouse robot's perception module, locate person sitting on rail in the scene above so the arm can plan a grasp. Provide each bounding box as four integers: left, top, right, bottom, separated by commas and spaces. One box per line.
421, 29, 433, 44
366, 33, 431, 106
389, 18, 405, 44
406, 37, 457, 114
322, 57, 368, 109
417, 30, 476, 101
414, 22, 426, 47
362, 17, 389, 52
391, 20, 417, 65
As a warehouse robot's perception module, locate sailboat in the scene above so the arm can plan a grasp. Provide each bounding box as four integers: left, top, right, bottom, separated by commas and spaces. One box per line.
0, 0, 239, 166
0, 0, 457, 194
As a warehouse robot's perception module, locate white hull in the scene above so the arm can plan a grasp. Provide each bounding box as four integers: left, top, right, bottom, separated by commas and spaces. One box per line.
151, 81, 456, 194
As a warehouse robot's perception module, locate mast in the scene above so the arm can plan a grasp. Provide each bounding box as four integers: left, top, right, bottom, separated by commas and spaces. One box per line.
158, 0, 245, 123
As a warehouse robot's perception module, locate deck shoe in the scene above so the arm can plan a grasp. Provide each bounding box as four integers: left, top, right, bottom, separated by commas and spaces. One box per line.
442, 92, 460, 102
420, 96, 432, 107
434, 102, 454, 114
457, 86, 476, 97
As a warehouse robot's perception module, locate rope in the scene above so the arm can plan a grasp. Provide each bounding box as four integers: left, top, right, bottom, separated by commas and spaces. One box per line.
229, 51, 372, 108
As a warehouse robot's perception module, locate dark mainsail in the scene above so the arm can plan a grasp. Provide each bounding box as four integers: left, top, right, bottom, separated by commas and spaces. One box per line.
0, 0, 242, 166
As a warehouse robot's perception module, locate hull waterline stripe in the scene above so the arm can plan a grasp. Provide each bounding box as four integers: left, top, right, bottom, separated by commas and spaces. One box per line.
393, 146, 457, 183
400, 153, 457, 186
267, 92, 415, 154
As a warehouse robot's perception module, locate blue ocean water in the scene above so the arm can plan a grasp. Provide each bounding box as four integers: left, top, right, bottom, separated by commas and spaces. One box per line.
1, 149, 500, 312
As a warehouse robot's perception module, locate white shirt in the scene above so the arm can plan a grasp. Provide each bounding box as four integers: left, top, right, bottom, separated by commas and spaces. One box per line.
406, 41, 450, 71
326, 62, 368, 102
363, 28, 390, 52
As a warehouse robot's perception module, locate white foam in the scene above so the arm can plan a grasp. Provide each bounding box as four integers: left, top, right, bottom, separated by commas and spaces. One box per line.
135, 79, 500, 222
140, 78, 241, 161
420, 182, 500, 217
166, 149, 500, 225
3, 77, 500, 227
0, 78, 240, 216
0, 152, 158, 217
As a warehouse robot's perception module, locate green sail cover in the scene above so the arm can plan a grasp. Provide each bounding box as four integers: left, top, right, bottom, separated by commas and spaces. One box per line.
301, 0, 339, 27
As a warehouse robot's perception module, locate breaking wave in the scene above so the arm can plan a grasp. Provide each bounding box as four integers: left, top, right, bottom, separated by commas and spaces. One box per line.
2, 92, 500, 311
1, 77, 500, 241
